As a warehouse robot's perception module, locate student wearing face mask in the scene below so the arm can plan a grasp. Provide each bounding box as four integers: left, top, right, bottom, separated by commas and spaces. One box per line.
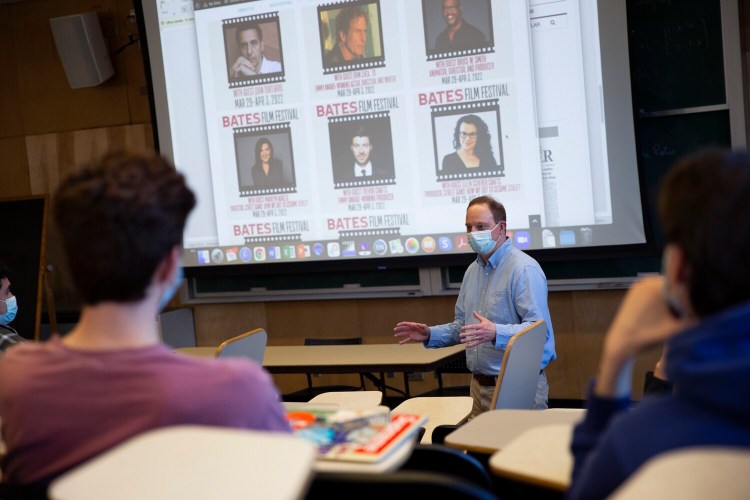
394, 195, 555, 417
0, 261, 25, 353
0, 261, 17, 325
0, 153, 291, 487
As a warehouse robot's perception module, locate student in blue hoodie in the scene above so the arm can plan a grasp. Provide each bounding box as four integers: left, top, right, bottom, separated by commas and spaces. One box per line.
568, 149, 750, 499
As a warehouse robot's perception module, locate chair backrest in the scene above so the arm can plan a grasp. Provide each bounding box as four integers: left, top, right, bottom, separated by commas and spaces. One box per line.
215, 328, 267, 364
490, 320, 546, 410
156, 308, 196, 349
400, 444, 494, 490
48, 425, 316, 500
609, 447, 750, 500
306, 470, 497, 500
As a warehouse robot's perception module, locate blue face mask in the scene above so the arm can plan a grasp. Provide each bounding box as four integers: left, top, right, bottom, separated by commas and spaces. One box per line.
0, 296, 17, 324
468, 222, 500, 255
158, 267, 184, 312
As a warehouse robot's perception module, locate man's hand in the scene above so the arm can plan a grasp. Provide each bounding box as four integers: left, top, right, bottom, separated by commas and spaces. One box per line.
393, 321, 430, 344
459, 311, 496, 348
231, 57, 258, 77
595, 277, 691, 397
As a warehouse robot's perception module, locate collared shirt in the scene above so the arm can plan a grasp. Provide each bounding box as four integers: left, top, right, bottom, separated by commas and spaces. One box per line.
259, 57, 282, 74
426, 238, 556, 375
354, 161, 373, 177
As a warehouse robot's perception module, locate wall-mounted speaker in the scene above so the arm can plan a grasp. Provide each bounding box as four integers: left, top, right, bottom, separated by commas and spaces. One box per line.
49, 12, 115, 89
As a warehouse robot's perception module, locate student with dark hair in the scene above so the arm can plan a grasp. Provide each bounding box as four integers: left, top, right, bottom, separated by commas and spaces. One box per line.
0, 260, 24, 353
0, 260, 17, 326
568, 149, 750, 499
0, 153, 290, 486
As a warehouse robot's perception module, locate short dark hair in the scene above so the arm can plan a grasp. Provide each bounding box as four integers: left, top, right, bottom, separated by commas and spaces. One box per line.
658, 149, 750, 316
54, 152, 196, 305
351, 125, 372, 144
0, 261, 10, 280
468, 195, 506, 223
235, 21, 262, 46
335, 6, 367, 38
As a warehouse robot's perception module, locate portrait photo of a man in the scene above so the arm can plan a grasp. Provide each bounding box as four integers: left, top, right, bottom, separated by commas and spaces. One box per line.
224, 18, 284, 83
329, 117, 395, 186
422, 0, 494, 57
319, 2, 385, 70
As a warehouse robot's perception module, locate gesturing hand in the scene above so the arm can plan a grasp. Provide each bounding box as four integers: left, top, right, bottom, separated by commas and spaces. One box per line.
393, 321, 430, 344
460, 311, 496, 348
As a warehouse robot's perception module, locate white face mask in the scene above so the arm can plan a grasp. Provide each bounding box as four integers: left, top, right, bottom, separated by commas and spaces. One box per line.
468, 221, 500, 255
0, 296, 17, 324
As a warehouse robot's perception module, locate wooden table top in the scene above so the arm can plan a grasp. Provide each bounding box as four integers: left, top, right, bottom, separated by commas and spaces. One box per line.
392, 396, 473, 444
178, 343, 466, 374
489, 423, 575, 491
445, 408, 585, 454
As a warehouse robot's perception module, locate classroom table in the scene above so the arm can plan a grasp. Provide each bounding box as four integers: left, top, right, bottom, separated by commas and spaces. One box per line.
444, 408, 585, 454
48, 426, 316, 500
178, 343, 467, 397
392, 396, 473, 444
307, 390, 383, 409
489, 423, 575, 491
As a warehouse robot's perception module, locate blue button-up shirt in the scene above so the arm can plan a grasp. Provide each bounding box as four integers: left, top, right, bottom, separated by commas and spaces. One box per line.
426, 238, 556, 374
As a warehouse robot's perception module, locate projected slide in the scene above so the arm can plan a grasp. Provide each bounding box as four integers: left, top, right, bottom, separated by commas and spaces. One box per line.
143, 0, 643, 267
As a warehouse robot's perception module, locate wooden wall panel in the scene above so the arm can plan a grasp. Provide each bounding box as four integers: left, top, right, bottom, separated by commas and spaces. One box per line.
0, 5, 23, 139
11, 0, 133, 135
0, 137, 31, 198
193, 302, 268, 347
546, 292, 578, 399
25, 124, 155, 311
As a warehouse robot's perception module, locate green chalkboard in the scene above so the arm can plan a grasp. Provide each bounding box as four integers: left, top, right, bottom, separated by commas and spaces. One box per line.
627, 0, 726, 114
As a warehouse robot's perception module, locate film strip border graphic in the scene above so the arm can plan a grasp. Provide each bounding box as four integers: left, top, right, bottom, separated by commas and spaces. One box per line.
225, 13, 286, 88
319, 0, 386, 75
244, 233, 302, 245
339, 227, 401, 238
235, 122, 297, 196
426, 45, 495, 62
330, 111, 396, 189
432, 98, 505, 181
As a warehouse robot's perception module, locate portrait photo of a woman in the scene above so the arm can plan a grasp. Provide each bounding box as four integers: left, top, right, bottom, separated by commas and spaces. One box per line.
251, 137, 287, 188
441, 114, 499, 175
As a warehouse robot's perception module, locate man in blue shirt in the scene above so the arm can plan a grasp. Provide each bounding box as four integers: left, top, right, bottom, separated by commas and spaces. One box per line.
395, 195, 556, 416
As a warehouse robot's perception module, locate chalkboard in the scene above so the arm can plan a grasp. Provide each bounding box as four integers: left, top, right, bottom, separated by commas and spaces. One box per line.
0, 196, 48, 340
637, 110, 732, 248
627, 0, 726, 114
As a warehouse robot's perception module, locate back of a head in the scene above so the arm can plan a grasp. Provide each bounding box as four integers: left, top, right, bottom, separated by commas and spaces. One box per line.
658, 149, 750, 316
54, 152, 196, 305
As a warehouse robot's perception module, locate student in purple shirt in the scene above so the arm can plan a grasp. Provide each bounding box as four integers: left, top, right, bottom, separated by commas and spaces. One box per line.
0, 152, 290, 487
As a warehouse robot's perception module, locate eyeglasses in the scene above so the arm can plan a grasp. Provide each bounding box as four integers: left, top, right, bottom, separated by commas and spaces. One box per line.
443, 4, 459, 12
460, 132, 477, 139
